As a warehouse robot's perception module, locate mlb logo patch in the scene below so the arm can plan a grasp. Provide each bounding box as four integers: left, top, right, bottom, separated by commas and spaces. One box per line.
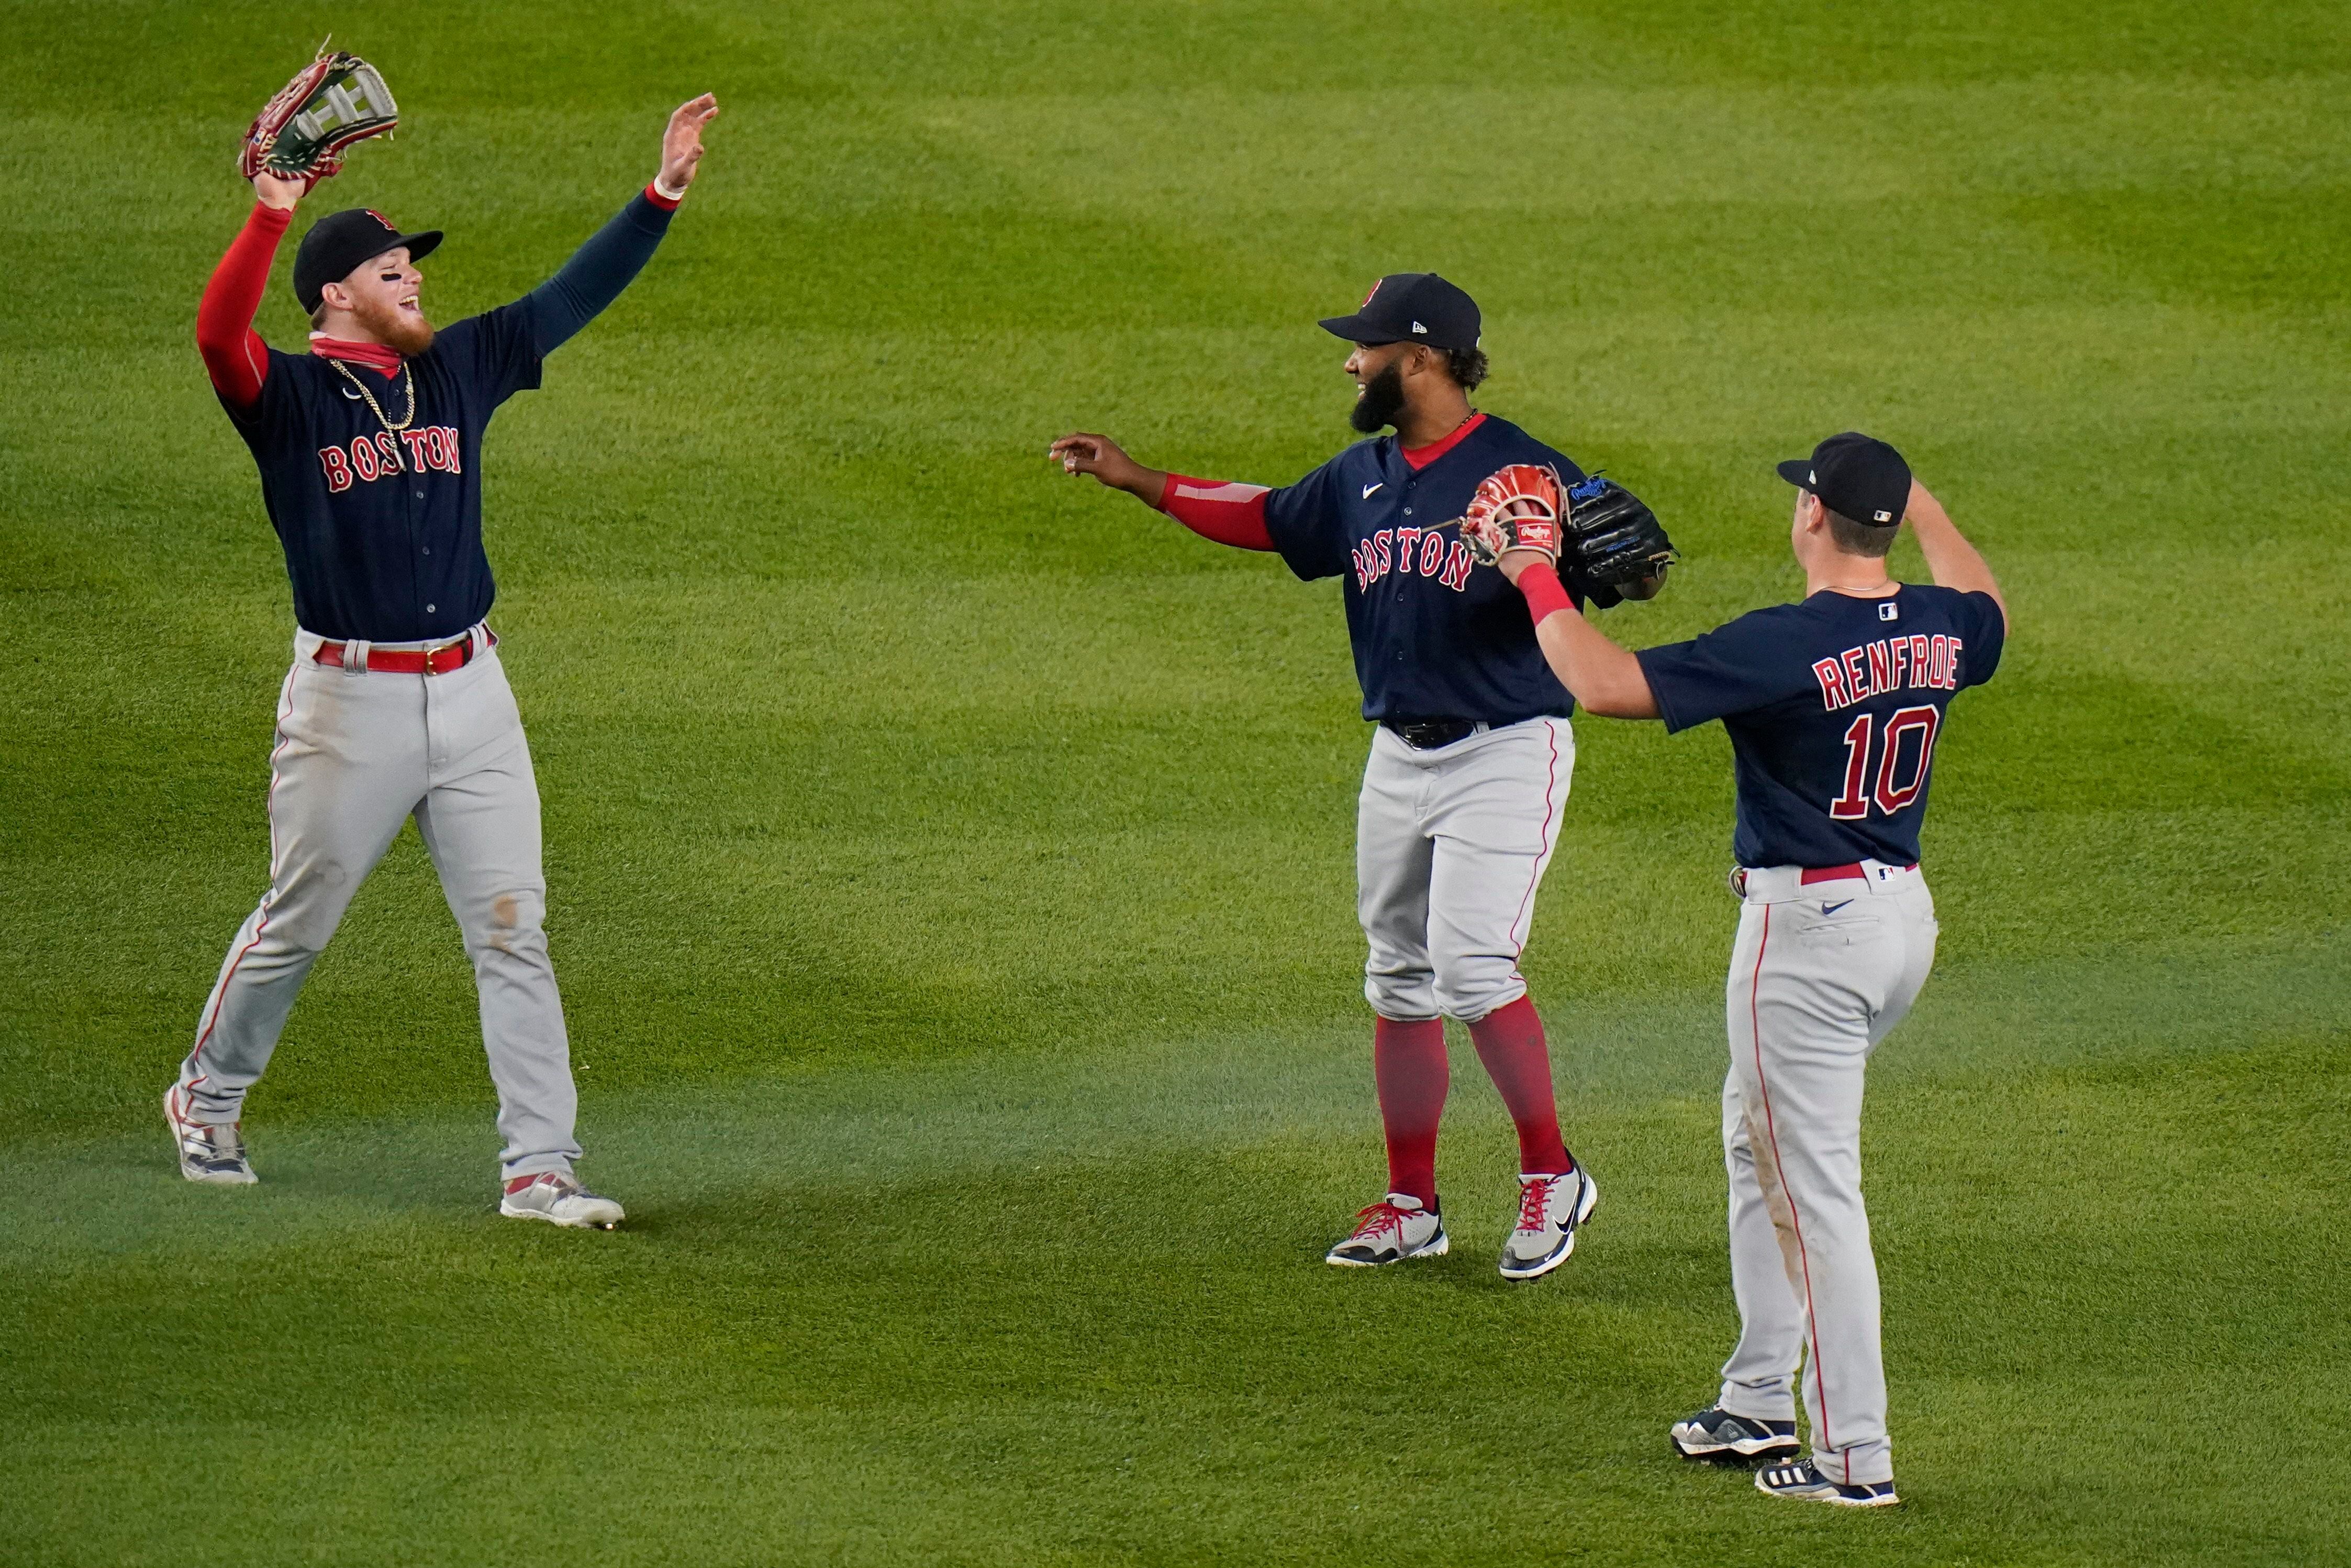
1878, 601, 1900, 621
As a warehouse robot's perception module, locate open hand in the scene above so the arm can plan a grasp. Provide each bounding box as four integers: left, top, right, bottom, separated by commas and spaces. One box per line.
659, 94, 720, 193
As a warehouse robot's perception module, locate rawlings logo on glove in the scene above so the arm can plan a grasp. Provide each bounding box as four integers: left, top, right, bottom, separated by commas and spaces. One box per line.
1560, 472, 1676, 602
240, 40, 399, 191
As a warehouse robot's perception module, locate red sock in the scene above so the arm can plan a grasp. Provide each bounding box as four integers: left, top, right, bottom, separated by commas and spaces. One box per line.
1374, 1015, 1448, 1206
1467, 995, 1573, 1176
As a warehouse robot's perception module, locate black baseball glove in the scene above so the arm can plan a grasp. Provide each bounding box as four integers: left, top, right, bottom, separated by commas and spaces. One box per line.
1562, 473, 1675, 607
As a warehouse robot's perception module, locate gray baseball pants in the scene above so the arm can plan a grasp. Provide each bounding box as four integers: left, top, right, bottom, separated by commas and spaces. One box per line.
1357, 717, 1574, 1022
171, 625, 581, 1181
1716, 860, 1937, 1487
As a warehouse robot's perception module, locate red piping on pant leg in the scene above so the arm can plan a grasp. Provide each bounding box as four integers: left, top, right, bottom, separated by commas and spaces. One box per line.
186, 669, 299, 1099
1748, 903, 1836, 1458
1503, 720, 1563, 955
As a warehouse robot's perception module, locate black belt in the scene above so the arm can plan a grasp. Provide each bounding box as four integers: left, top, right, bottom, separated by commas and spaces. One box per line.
1382, 718, 1486, 751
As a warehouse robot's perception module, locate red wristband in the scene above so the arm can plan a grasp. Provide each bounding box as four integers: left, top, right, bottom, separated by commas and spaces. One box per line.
1517, 561, 1575, 626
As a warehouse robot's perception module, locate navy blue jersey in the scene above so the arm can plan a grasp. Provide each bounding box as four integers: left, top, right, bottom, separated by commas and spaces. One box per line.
217, 189, 675, 643
224, 307, 541, 642
1635, 585, 2005, 868
1262, 414, 1588, 723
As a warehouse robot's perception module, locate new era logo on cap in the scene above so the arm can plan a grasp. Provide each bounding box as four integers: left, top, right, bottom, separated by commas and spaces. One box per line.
1411, 320, 1427, 333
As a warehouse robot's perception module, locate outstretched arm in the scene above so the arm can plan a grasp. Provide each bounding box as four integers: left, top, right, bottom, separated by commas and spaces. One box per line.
1050, 431, 1275, 551
1906, 480, 2007, 629
1499, 553, 1660, 719
196, 171, 305, 410
522, 94, 719, 357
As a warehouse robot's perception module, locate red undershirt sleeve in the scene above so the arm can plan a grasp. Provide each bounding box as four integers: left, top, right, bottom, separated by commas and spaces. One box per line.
197, 202, 293, 412
1156, 473, 1275, 551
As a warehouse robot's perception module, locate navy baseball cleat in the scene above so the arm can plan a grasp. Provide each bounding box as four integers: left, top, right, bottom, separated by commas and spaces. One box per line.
1325, 1193, 1448, 1266
164, 1086, 259, 1184
1498, 1162, 1597, 1280
1670, 1406, 1800, 1464
1755, 1457, 1899, 1507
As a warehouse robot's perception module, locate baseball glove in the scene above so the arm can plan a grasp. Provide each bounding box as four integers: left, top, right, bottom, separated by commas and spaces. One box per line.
1561, 472, 1675, 606
1461, 463, 1566, 566
240, 41, 399, 190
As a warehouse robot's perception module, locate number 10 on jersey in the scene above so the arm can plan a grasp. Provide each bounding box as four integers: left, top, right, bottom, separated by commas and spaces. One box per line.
1830, 705, 1942, 820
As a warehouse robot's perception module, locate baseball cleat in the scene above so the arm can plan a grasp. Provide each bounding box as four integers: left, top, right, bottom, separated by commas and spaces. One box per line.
164, 1086, 259, 1184
1670, 1406, 1800, 1464
1498, 1163, 1597, 1281
499, 1172, 625, 1230
1755, 1458, 1899, 1507
1325, 1193, 1449, 1266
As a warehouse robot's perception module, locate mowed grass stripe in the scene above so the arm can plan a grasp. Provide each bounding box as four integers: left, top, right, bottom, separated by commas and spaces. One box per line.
3, 1037, 2343, 1565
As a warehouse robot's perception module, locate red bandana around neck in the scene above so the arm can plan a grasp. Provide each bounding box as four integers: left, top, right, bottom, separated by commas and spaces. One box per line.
309, 335, 404, 375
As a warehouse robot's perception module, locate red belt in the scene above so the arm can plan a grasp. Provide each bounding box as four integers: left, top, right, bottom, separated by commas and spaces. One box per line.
1799, 861, 1918, 885
312, 633, 483, 675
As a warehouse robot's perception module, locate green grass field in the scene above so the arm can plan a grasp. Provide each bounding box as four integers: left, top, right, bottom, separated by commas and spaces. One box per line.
5, 2, 2348, 1562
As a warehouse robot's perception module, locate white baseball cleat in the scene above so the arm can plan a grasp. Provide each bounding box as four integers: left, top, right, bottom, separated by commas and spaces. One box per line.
1325, 1192, 1449, 1266
499, 1172, 625, 1229
164, 1086, 259, 1185
1755, 1456, 1899, 1507
1498, 1163, 1597, 1281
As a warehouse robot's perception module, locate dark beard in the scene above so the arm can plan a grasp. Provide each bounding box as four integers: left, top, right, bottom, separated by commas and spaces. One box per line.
1349, 361, 1406, 433
353, 295, 437, 357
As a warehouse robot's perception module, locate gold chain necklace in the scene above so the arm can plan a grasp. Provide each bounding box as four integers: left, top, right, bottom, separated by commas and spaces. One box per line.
328, 357, 418, 468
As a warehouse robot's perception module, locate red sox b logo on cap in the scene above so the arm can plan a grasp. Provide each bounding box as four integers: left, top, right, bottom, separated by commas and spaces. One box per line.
364, 209, 394, 230
1361, 279, 1383, 307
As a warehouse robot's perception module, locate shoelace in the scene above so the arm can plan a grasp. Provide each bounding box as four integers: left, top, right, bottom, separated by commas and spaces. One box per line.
1347, 1203, 1408, 1241
1516, 1174, 1559, 1232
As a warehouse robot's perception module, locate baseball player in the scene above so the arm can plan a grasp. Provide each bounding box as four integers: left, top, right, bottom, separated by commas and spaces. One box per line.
1471, 432, 2007, 1504
1050, 274, 1668, 1280
170, 92, 722, 1227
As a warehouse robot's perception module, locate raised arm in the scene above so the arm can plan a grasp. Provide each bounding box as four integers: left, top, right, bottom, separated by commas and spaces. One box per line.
522, 94, 718, 358
196, 171, 305, 410
1499, 554, 1660, 719
1906, 480, 2007, 628
1049, 431, 1275, 551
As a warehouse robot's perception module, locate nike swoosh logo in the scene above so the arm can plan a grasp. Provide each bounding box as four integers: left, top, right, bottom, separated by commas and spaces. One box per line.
340, 386, 363, 399
1362, 482, 1384, 498
1822, 899, 1854, 915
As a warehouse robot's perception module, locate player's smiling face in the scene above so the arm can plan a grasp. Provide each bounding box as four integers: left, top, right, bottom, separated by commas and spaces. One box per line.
327, 247, 436, 356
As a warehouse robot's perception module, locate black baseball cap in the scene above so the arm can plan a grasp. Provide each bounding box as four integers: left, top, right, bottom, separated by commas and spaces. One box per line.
294, 208, 442, 314
1318, 273, 1481, 351
1777, 432, 1911, 527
